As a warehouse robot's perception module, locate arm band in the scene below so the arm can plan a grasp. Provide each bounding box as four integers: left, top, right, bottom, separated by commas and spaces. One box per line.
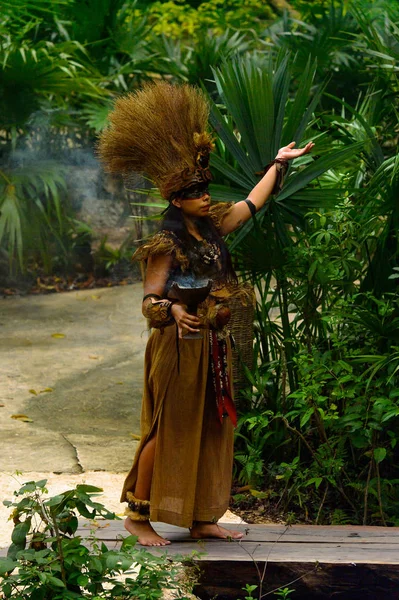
244, 198, 257, 217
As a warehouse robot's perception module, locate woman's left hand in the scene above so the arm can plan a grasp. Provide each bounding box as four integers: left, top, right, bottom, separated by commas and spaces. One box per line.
276, 141, 314, 161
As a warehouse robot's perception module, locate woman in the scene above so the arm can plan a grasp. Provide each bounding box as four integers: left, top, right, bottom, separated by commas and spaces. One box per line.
98, 82, 314, 546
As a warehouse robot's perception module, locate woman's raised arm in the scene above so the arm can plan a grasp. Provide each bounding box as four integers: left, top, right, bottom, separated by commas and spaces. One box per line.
218, 141, 314, 236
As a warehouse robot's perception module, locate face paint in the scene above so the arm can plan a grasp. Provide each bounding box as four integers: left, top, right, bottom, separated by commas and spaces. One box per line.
178, 184, 209, 200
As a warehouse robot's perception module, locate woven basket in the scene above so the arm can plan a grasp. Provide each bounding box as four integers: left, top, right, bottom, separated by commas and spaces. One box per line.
229, 296, 255, 391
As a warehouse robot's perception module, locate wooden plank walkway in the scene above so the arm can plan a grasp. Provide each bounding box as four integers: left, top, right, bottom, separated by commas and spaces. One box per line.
77, 520, 399, 565
78, 520, 399, 599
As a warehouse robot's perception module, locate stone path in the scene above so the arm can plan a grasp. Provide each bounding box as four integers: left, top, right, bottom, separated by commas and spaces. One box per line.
0, 284, 146, 474
0, 284, 146, 547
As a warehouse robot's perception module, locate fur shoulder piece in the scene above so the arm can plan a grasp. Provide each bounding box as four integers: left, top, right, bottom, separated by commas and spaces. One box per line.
132, 230, 189, 270
208, 202, 234, 234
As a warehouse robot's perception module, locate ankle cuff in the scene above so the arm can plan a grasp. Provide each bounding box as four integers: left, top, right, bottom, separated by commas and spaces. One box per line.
125, 492, 150, 522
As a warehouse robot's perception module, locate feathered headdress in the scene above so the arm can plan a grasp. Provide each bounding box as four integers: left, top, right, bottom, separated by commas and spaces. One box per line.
97, 81, 214, 200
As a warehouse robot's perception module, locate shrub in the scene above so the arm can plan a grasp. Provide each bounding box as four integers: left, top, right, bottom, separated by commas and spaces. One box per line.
0, 479, 195, 599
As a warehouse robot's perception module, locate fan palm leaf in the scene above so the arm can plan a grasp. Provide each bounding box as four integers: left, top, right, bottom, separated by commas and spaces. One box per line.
207, 52, 362, 259
354, 4, 399, 69
325, 90, 386, 175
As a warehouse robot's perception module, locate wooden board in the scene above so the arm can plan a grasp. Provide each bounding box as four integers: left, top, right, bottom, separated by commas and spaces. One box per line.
80, 521, 399, 544
75, 521, 399, 564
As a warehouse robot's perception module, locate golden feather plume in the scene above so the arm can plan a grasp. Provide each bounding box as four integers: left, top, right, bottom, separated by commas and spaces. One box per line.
97, 81, 214, 199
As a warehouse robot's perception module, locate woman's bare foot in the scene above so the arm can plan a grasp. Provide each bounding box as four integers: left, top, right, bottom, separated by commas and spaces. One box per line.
190, 522, 243, 540
124, 518, 171, 546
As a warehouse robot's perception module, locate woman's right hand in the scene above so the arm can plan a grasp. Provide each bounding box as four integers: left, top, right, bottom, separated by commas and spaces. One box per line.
171, 303, 201, 338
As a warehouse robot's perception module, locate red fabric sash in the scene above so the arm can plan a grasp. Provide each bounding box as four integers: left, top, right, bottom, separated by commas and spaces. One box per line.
209, 330, 237, 427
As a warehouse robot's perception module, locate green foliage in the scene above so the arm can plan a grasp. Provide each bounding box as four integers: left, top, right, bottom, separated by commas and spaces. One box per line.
0, 479, 194, 599
234, 225, 399, 523
0, 0, 256, 276
152, 29, 251, 87
197, 0, 277, 34
242, 583, 258, 600
0, 37, 104, 132
0, 163, 98, 275
274, 588, 295, 599
94, 234, 137, 277
141, 0, 277, 39
206, 49, 361, 393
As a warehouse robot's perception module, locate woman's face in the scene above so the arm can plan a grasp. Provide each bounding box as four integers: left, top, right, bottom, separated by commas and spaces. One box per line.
172, 192, 211, 218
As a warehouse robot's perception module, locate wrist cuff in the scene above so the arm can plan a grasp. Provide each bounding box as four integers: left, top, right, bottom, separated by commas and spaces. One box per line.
143, 297, 175, 329
256, 158, 289, 195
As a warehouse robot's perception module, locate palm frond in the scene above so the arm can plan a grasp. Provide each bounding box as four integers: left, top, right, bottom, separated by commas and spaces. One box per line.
278, 142, 364, 201
208, 51, 363, 244
0, 180, 24, 270
0, 162, 69, 272
0, 38, 106, 130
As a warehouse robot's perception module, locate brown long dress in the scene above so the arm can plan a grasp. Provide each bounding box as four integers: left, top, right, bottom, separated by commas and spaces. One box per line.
121, 202, 252, 528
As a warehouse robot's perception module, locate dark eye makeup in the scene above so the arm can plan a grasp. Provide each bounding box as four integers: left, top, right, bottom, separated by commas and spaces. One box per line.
180, 186, 209, 200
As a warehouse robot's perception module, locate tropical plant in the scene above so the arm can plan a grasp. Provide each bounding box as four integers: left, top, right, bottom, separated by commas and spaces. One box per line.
94, 234, 137, 280
0, 479, 195, 599
0, 163, 69, 272
0, 12, 103, 274
0, 38, 104, 134
326, 87, 399, 296
359, 161, 399, 295
152, 29, 251, 89
206, 43, 399, 523
262, 3, 358, 84
232, 175, 399, 525
234, 292, 399, 524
